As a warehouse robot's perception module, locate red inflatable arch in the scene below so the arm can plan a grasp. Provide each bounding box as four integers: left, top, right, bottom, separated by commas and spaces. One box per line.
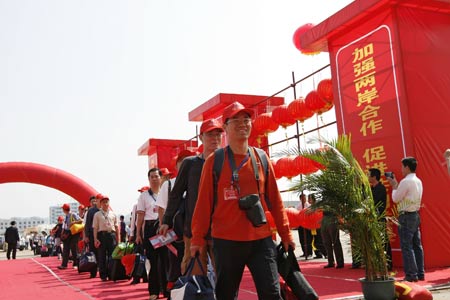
0, 162, 98, 207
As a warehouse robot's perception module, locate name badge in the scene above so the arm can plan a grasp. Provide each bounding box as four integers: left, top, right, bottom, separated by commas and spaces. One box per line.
224, 187, 238, 201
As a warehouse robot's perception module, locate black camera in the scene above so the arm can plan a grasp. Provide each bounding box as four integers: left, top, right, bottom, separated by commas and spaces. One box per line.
384, 172, 394, 179
238, 194, 267, 227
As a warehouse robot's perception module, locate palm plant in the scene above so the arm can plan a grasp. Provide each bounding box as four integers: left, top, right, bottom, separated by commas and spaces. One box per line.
289, 134, 389, 281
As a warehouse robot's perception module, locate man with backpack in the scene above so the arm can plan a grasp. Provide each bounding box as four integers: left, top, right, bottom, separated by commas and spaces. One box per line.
190, 101, 295, 300
155, 151, 193, 293
159, 118, 224, 275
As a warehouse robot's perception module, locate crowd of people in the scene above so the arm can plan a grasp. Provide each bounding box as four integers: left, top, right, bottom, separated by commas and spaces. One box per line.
29, 101, 425, 299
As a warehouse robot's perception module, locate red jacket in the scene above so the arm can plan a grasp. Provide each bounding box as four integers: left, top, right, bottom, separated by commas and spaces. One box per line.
191, 148, 293, 247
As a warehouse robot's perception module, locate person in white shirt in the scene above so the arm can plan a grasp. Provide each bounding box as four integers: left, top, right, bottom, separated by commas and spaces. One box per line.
135, 168, 167, 300
387, 156, 424, 282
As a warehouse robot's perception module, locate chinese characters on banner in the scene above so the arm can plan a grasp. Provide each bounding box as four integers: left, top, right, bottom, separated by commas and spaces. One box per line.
335, 25, 406, 215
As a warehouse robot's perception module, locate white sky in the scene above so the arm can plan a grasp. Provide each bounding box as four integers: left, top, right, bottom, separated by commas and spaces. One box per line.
0, 0, 353, 219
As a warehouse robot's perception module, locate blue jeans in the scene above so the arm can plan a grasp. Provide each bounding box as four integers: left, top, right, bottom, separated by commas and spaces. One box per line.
398, 212, 424, 279
213, 237, 281, 300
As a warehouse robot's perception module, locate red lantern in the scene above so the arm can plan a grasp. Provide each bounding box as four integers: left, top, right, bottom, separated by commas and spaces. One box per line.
317, 78, 334, 114
276, 156, 300, 179
253, 113, 279, 136
292, 23, 320, 55
305, 90, 328, 115
272, 159, 285, 180
298, 208, 323, 229
287, 97, 314, 123
285, 207, 301, 228
293, 155, 319, 175
271, 104, 296, 128
285, 207, 323, 229
317, 78, 333, 103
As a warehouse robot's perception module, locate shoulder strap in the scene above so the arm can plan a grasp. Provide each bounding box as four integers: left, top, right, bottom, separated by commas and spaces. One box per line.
168, 179, 172, 195
254, 148, 269, 181
212, 147, 226, 216
250, 147, 271, 210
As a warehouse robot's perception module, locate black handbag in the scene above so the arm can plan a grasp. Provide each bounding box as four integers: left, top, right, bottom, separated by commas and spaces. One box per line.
170, 254, 215, 300
131, 244, 147, 279
60, 229, 71, 241
277, 243, 318, 300
78, 246, 97, 273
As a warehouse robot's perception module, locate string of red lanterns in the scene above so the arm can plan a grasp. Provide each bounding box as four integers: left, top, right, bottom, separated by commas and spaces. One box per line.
247, 78, 333, 179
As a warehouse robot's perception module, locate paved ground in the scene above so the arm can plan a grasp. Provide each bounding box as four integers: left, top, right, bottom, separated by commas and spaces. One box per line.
1, 233, 449, 299
0, 248, 36, 260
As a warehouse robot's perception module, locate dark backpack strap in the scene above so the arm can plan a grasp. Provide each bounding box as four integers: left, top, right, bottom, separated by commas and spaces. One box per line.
212, 147, 226, 217
168, 179, 172, 196
253, 147, 271, 210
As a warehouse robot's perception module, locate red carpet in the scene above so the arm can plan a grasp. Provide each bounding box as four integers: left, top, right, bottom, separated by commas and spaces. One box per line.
1, 257, 449, 300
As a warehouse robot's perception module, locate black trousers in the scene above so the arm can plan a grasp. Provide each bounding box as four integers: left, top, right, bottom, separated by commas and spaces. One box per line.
321, 222, 344, 266
87, 231, 99, 276
213, 237, 281, 300
297, 227, 312, 256
7, 242, 17, 259
144, 220, 167, 296
167, 241, 185, 283
61, 233, 80, 267
97, 231, 117, 280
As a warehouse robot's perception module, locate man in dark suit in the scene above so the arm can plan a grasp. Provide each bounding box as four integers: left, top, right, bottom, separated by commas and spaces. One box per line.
5, 221, 20, 260
369, 168, 392, 271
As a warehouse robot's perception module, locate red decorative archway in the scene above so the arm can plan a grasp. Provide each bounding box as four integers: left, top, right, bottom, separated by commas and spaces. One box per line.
0, 162, 98, 207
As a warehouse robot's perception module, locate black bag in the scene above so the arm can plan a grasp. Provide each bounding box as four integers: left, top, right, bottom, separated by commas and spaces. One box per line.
108, 257, 129, 282
131, 244, 147, 280
277, 243, 318, 300
78, 246, 97, 273
170, 255, 215, 300
60, 229, 71, 241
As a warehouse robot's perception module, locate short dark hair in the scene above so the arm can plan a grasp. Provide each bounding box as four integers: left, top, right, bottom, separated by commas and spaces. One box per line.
402, 157, 417, 172
10, 220, 16, 226
120, 215, 124, 220
89, 196, 96, 201
369, 168, 381, 181
148, 167, 162, 177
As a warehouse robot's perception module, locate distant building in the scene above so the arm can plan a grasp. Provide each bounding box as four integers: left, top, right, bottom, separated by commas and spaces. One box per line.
0, 216, 46, 235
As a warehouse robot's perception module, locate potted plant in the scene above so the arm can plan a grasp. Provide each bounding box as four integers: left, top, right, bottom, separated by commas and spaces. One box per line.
289, 135, 395, 300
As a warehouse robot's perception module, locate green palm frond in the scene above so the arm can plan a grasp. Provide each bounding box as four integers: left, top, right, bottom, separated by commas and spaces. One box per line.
289, 134, 389, 281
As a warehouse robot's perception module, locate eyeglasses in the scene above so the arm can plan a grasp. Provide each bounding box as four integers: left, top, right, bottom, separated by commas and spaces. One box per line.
226, 118, 252, 125
203, 131, 223, 138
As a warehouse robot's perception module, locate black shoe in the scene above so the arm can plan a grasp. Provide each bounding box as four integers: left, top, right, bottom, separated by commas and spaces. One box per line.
418, 275, 425, 281
351, 264, 361, 269
90, 273, 96, 278
336, 264, 344, 269
323, 264, 334, 268
313, 255, 323, 259
101, 277, 107, 282
403, 276, 418, 282
57, 265, 67, 270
